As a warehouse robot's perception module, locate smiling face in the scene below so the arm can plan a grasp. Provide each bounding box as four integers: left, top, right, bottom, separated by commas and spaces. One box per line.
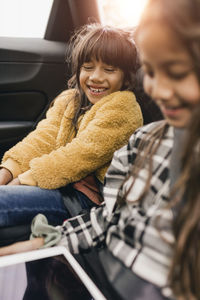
137, 22, 200, 128
79, 58, 124, 104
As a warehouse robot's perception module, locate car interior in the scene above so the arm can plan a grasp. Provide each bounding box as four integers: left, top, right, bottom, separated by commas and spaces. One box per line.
0, 0, 163, 298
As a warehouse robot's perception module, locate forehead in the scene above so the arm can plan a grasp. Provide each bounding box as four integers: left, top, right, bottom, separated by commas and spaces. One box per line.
137, 22, 192, 66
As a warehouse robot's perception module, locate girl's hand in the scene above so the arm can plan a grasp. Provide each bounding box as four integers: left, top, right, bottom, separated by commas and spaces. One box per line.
0, 238, 44, 256
7, 178, 21, 185
0, 168, 13, 185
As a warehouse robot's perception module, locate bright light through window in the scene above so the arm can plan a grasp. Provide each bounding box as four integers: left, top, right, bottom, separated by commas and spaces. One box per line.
98, 0, 148, 27
0, 0, 53, 38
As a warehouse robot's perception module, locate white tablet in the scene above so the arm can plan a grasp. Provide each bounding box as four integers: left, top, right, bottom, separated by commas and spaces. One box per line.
0, 246, 106, 300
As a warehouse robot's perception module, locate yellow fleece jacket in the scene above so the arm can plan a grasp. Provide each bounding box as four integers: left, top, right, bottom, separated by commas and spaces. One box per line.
1, 89, 143, 189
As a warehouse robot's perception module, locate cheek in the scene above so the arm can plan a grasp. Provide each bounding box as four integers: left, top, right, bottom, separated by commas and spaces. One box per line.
177, 78, 200, 104
118, 74, 125, 89
79, 72, 85, 89
117, 72, 125, 87
111, 73, 124, 90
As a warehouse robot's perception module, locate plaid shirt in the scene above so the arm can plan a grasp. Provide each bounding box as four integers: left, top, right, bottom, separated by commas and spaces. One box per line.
56, 121, 175, 295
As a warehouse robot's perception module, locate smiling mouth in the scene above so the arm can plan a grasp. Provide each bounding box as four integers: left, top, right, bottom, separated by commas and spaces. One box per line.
161, 104, 186, 118
161, 102, 190, 111
88, 86, 108, 94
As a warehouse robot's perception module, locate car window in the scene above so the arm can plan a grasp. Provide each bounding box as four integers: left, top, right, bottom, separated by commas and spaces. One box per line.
0, 0, 53, 38
98, 0, 148, 27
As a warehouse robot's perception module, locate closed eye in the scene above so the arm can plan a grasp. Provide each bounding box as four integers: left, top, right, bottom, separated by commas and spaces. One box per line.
167, 71, 190, 80
82, 64, 93, 70
142, 65, 154, 78
104, 68, 115, 72
145, 69, 154, 78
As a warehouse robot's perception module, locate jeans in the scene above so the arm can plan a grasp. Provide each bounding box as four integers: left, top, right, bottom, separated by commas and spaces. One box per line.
0, 185, 93, 227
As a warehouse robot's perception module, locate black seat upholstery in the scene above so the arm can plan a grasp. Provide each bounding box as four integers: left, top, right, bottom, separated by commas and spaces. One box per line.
0, 224, 31, 247
134, 67, 163, 125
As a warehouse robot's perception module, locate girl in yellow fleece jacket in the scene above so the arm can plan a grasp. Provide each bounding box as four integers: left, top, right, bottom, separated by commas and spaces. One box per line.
0, 23, 143, 227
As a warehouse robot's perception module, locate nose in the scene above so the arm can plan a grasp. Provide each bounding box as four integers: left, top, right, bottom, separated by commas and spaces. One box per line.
89, 67, 104, 82
150, 76, 173, 101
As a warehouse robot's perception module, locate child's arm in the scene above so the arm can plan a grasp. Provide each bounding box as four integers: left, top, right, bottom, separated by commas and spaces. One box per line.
0, 237, 44, 256
27, 203, 113, 253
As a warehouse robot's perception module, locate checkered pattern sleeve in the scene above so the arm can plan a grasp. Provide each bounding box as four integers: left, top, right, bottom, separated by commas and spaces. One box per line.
58, 204, 120, 253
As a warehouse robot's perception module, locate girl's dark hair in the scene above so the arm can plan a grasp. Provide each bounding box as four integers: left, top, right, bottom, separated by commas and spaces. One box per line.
133, 0, 200, 298
66, 23, 138, 128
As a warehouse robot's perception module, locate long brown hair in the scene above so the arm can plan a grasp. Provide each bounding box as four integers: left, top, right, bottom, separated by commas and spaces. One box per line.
66, 23, 138, 129
167, 105, 200, 299
124, 0, 200, 298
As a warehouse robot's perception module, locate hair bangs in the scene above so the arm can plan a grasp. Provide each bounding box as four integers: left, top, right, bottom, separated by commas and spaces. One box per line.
78, 28, 134, 71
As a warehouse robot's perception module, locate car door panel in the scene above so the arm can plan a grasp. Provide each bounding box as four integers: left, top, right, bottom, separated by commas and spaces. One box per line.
0, 37, 67, 158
